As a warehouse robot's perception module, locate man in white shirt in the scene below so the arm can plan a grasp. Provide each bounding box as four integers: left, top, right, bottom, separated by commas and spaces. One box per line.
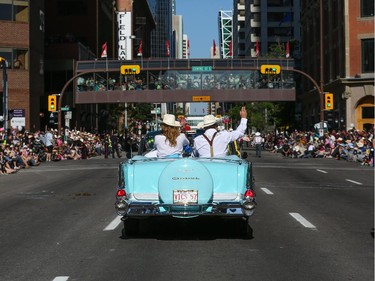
253, 132, 263, 157
193, 106, 248, 157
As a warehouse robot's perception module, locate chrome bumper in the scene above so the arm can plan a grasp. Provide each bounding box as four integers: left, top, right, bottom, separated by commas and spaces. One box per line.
115, 200, 256, 218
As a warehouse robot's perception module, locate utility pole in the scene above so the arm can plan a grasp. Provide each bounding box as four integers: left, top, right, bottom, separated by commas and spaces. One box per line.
319, 0, 325, 124
0, 57, 8, 133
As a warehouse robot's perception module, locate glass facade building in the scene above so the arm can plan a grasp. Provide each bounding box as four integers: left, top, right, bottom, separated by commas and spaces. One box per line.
148, 0, 173, 58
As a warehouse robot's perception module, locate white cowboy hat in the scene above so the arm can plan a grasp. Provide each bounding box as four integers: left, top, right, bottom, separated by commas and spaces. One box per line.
255, 132, 261, 136
161, 114, 180, 127
197, 122, 204, 129
202, 115, 217, 127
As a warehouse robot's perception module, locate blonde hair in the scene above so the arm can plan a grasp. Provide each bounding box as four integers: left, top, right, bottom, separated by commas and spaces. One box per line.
161, 124, 180, 147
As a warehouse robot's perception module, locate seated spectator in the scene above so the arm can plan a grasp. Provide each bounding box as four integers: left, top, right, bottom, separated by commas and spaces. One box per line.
27, 150, 41, 166
0, 152, 18, 174
338, 144, 349, 160
316, 144, 327, 158
292, 141, 306, 158
304, 142, 316, 158
281, 140, 292, 157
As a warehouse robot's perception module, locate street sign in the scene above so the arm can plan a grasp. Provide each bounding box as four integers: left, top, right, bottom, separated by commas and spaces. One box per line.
192, 66, 212, 72
12, 109, 25, 117
61, 106, 70, 111
151, 108, 161, 114
192, 95, 211, 102
10, 117, 25, 127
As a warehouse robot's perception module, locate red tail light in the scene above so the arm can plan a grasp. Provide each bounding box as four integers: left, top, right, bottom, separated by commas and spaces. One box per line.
116, 189, 126, 197
244, 189, 255, 198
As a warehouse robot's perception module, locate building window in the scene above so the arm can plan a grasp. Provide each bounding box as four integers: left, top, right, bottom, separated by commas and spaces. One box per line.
362, 106, 374, 119
362, 39, 374, 73
361, 0, 374, 17
0, 48, 28, 70
0, 0, 28, 22
0, 2, 12, 20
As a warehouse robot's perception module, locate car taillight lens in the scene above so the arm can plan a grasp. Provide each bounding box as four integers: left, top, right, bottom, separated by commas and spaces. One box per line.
116, 189, 126, 197
244, 189, 255, 198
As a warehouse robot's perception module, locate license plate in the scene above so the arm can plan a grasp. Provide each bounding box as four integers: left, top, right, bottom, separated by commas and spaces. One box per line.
173, 190, 198, 205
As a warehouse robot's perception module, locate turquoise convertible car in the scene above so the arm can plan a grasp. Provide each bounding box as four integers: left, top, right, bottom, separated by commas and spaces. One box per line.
115, 131, 256, 238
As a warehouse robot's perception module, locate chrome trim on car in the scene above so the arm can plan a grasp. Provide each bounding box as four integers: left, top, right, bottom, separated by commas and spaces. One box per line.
212, 193, 239, 200
131, 192, 240, 201
116, 200, 255, 218
133, 193, 159, 200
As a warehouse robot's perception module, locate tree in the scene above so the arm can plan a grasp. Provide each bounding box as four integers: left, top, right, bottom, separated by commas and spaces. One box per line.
227, 102, 293, 132
264, 38, 286, 58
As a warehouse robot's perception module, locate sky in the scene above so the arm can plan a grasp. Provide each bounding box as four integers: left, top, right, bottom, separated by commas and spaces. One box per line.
176, 0, 232, 59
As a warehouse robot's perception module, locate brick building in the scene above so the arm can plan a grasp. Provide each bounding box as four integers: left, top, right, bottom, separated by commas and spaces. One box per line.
300, 0, 374, 131
0, 0, 45, 131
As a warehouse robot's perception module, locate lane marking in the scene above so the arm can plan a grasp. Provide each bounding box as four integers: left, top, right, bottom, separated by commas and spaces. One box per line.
53, 277, 69, 281
345, 179, 363, 185
316, 169, 327, 174
261, 188, 274, 195
104, 216, 122, 231
289, 212, 317, 230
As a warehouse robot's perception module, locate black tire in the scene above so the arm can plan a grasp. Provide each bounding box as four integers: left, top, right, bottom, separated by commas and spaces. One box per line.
241, 218, 254, 239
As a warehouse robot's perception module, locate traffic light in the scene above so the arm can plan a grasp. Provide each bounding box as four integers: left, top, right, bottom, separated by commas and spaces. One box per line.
48, 95, 57, 112
120, 65, 140, 75
324, 93, 334, 110
260, 64, 281, 75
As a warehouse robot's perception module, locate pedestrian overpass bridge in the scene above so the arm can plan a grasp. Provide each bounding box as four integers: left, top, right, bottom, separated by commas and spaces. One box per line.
73, 58, 296, 104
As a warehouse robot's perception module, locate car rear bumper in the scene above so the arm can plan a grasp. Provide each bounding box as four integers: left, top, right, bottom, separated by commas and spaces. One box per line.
115, 200, 256, 218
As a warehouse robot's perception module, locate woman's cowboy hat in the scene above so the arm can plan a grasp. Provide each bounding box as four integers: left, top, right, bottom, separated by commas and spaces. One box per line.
161, 114, 180, 127
202, 115, 217, 127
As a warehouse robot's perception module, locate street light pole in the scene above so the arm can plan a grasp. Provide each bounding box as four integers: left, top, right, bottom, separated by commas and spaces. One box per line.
319, 0, 325, 123
1, 58, 8, 133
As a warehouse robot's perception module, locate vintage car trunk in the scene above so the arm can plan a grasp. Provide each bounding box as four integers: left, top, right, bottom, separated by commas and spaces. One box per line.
122, 156, 249, 204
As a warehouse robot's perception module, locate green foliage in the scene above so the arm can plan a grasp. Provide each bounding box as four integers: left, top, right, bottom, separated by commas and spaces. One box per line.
227, 102, 294, 132
265, 43, 285, 58
128, 103, 153, 121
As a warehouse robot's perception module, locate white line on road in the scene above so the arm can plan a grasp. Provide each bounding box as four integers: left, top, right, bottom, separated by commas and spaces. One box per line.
289, 213, 317, 230
316, 169, 327, 174
52, 277, 69, 281
104, 216, 122, 231
345, 179, 363, 185
261, 188, 274, 195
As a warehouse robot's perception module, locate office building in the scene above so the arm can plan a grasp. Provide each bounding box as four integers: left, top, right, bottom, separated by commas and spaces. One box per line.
300, 0, 374, 130
244, 0, 301, 58
0, 0, 44, 131
148, 0, 173, 58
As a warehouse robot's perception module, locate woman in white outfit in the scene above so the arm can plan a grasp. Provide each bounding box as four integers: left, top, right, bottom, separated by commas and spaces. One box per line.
154, 114, 189, 158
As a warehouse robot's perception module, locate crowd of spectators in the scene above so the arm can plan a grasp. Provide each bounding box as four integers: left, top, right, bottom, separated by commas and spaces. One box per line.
245, 128, 374, 166
75, 71, 295, 93
0, 127, 137, 176
1, 126, 373, 176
